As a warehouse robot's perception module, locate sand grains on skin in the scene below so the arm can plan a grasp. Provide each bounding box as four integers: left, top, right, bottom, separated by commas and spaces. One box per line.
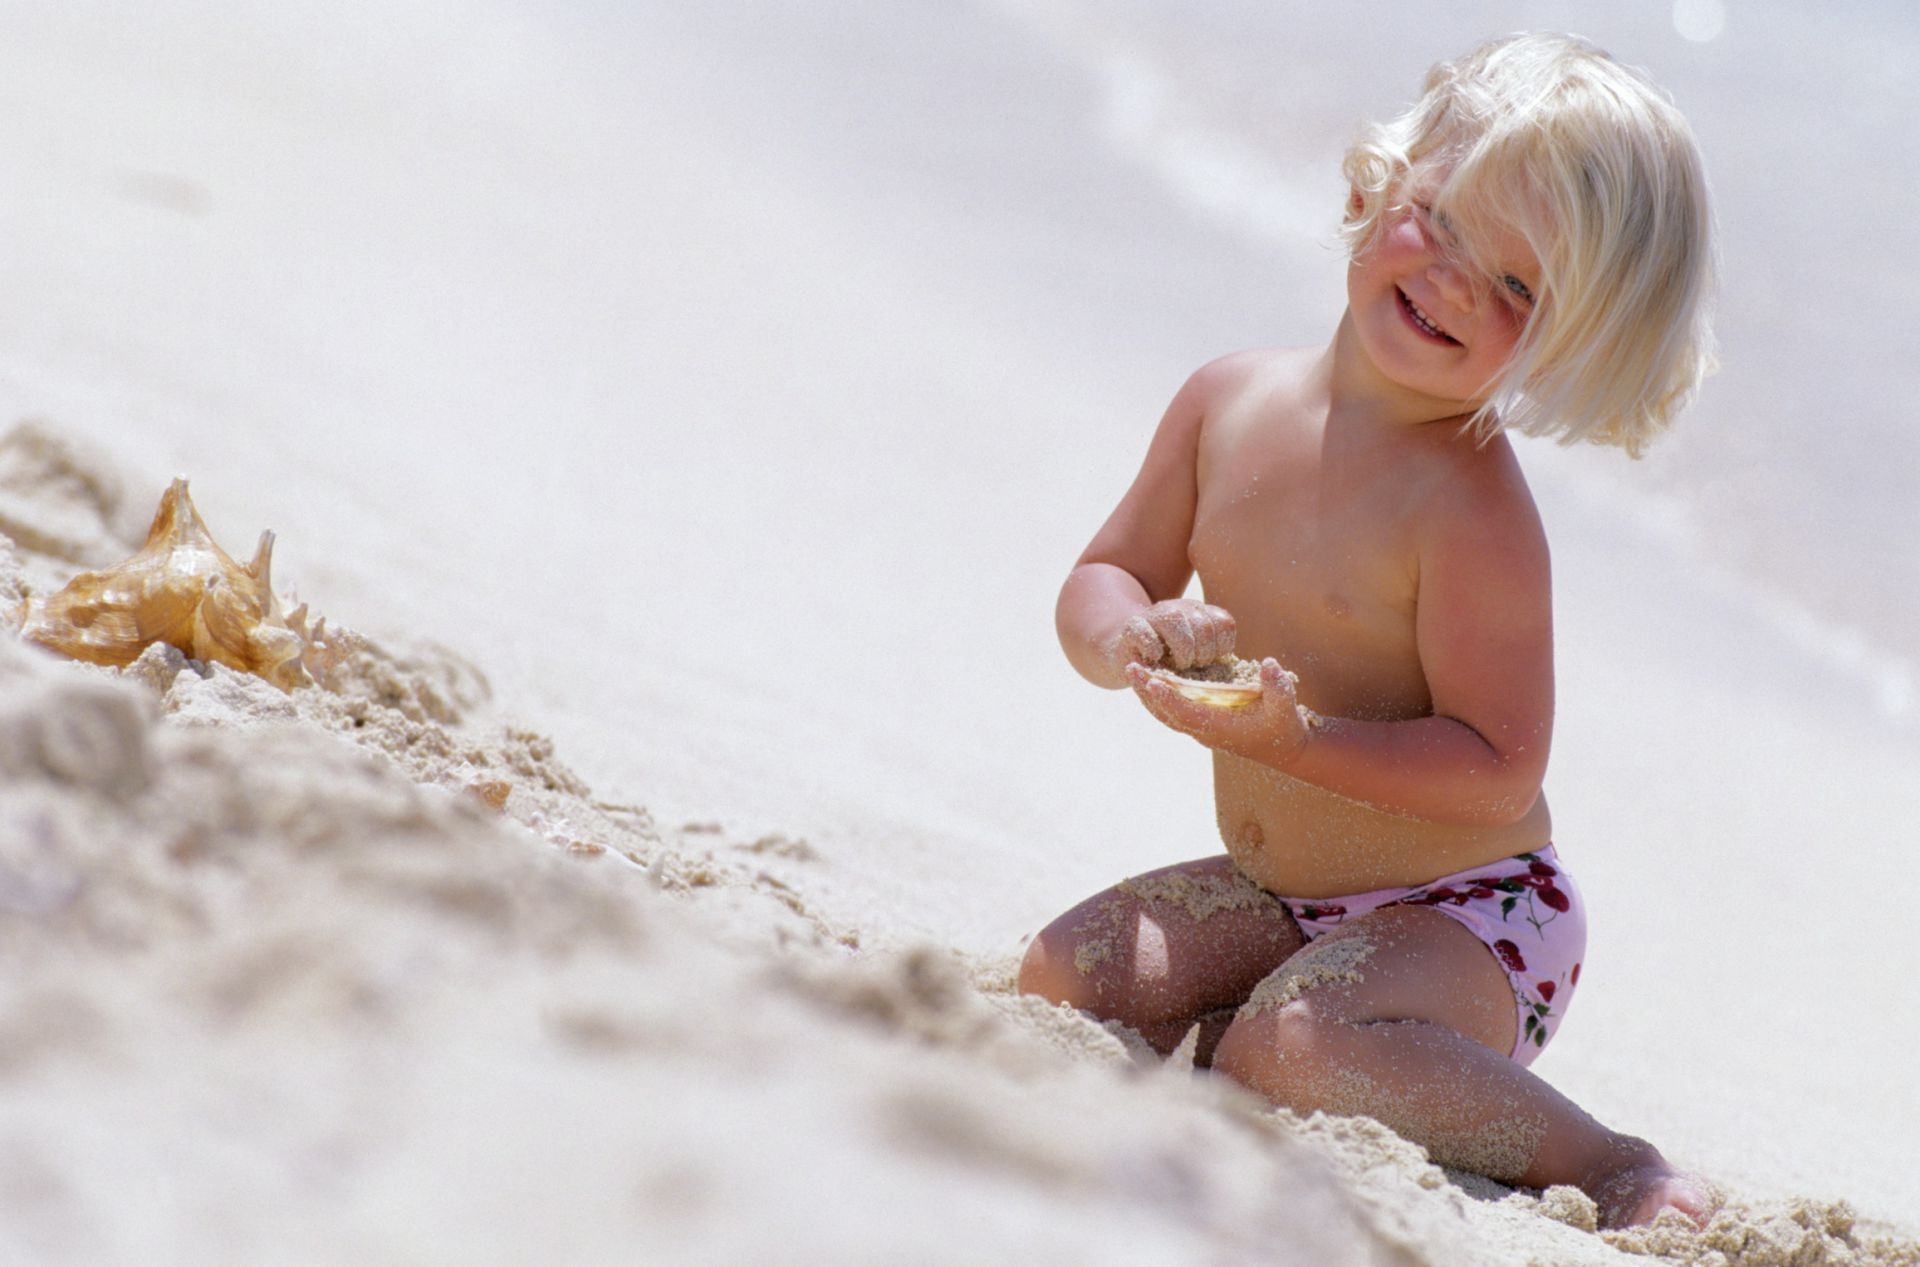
1316, 1052, 1550, 1186
1240, 929, 1377, 1018
1117, 863, 1277, 924
1073, 862, 1285, 976
1233, 932, 1554, 1196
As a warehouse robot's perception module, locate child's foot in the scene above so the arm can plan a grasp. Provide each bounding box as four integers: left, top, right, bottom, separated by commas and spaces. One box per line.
1582, 1138, 1718, 1229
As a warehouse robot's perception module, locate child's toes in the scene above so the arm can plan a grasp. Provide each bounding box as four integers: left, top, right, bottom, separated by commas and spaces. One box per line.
1590, 1156, 1718, 1230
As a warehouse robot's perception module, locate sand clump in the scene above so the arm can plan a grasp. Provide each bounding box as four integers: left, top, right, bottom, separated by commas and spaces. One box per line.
1072, 942, 1110, 974
1164, 655, 1262, 687
1242, 929, 1377, 1016
1527, 1184, 1603, 1232
1599, 1198, 1920, 1266
0, 634, 1426, 1263
1118, 862, 1277, 923
0, 422, 147, 572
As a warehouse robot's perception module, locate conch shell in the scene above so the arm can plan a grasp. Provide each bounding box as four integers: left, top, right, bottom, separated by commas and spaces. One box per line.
20, 478, 344, 692
1146, 657, 1265, 710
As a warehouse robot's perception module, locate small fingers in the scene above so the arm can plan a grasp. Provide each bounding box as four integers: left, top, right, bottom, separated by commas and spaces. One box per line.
1128, 667, 1197, 732
1192, 604, 1236, 665
1126, 664, 1164, 714
1120, 615, 1166, 667
1259, 657, 1303, 708
1189, 611, 1218, 666
1159, 610, 1198, 669
1138, 600, 1236, 671
1207, 606, 1237, 662
1126, 662, 1166, 704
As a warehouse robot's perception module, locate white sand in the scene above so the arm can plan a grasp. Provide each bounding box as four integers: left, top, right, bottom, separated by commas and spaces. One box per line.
1, 4, 1917, 1264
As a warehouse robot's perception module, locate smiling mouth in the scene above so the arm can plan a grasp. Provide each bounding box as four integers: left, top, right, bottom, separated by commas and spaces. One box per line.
1397, 288, 1460, 346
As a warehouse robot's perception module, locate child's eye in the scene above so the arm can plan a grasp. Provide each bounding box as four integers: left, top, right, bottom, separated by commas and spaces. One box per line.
1501, 275, 1535, 306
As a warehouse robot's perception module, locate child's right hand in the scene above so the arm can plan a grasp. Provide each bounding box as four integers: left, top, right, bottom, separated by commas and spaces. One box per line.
1117, 599, 1237, 671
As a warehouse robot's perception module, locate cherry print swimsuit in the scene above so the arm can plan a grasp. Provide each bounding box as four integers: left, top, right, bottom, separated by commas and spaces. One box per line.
1274, 845, 1586, 1065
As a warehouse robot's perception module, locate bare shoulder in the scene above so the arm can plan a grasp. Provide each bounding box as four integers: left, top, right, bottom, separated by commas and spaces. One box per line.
1420, 430, 1550, 574
1185, 346, 1316, 411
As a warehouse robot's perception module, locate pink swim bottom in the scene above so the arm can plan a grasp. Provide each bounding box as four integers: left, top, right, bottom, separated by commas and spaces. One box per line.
1271, 846, 1586, 1066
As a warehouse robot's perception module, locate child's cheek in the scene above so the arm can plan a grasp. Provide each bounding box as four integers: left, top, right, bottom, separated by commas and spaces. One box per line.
1482, 301, 1528, 355
1383, 213, 1426, 255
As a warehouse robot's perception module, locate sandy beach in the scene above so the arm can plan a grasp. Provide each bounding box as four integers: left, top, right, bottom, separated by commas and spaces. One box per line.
2, 2, 1917, 1264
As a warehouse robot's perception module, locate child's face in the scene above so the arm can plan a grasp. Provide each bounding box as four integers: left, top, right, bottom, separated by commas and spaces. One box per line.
1346, 187, 1541, 412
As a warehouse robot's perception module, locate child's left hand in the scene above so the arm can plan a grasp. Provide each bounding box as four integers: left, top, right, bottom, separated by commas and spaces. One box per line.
1126, 657, 1313, 769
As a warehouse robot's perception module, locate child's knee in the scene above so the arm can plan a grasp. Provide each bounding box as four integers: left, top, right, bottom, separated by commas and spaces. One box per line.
1016, 928, 1088, 1009
1018, 892, 1145, 1012
1211, 1001, 1344, 1102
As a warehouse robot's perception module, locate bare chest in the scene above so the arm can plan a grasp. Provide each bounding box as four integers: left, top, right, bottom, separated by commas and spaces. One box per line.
1188, 423, 1432, 716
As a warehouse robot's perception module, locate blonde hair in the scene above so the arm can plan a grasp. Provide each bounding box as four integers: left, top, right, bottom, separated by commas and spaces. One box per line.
1342, 34, 1716, 456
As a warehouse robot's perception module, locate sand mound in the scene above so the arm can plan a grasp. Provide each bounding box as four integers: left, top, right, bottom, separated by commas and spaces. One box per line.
1, 430, 1913, 1265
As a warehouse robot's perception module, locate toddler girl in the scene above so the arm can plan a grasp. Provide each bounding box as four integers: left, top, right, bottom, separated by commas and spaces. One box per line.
1019, 33, 1716, 1229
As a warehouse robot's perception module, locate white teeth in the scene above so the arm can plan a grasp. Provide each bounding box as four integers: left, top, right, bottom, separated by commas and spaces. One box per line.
1402, 292, 1446, 339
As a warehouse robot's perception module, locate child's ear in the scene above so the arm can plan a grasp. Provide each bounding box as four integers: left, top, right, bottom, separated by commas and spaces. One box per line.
1345, 185, 1365, 221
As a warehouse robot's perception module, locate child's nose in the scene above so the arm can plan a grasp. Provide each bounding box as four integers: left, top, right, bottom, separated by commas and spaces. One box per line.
1426, 259, 1476, 311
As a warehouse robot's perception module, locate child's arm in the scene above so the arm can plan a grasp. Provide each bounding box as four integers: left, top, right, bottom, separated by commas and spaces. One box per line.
1058, 358, 1249, 690
1132, 468, 1554, 828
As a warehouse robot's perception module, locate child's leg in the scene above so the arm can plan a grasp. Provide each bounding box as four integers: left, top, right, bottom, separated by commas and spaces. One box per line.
1018, 856, 1306, 1062
1210, 905, 1713, 1230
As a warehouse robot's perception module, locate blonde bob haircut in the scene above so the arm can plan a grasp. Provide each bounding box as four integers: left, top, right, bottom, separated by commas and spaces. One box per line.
1342, 34, 1716, 456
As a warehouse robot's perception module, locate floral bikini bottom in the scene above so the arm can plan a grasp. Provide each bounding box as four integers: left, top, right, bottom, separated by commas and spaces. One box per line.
1272, 845, 1586, 1066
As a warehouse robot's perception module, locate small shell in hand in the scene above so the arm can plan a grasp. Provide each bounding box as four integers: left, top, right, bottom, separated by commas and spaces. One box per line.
20, 478, 346, 692
1146, 656, 1264, 710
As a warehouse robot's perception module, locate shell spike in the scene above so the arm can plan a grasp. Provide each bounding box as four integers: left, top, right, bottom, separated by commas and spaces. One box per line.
148, 476, 219, 550
247, 530, 276, 584
148, 477, 192, 539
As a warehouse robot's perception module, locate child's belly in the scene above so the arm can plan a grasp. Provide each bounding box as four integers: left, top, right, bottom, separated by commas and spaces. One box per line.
1211, 752, 1554, 898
